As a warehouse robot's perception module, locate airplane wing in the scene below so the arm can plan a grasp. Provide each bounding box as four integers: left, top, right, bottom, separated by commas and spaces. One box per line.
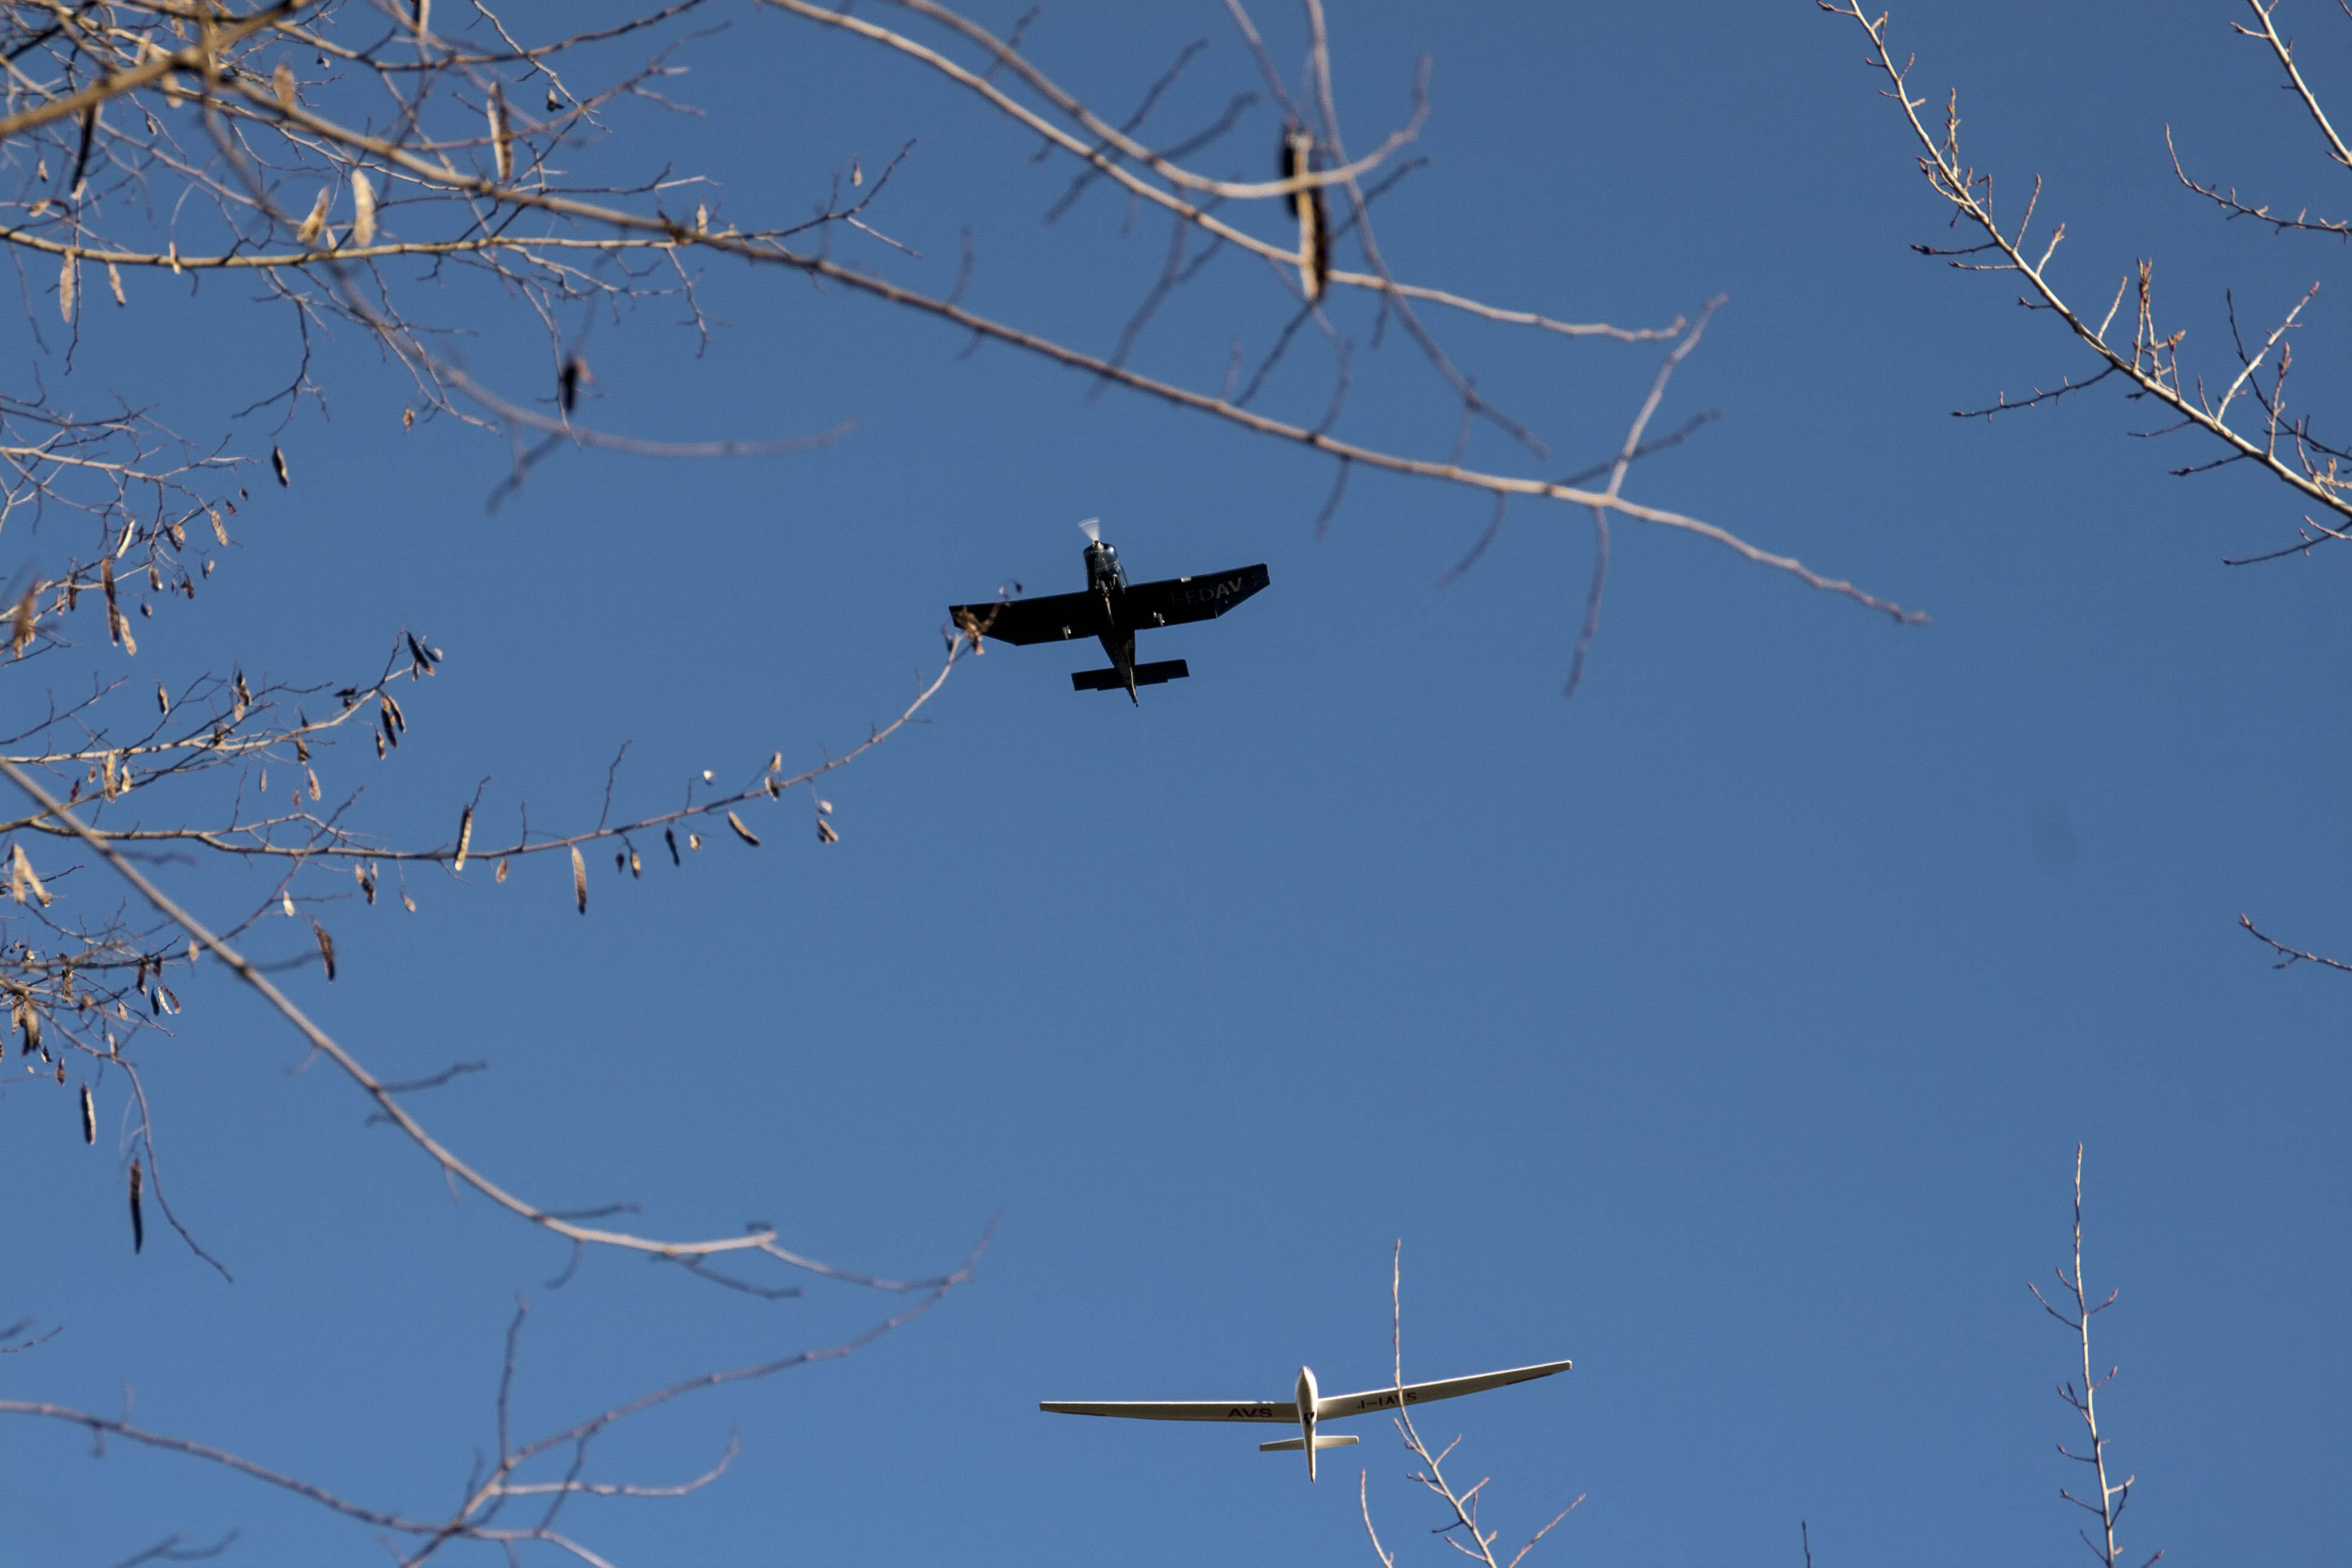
1119, 564, 1270, 629
950, 590, 1103, 646
1038, 1398, 1299, 1423
1313, 1359, 1573, 1422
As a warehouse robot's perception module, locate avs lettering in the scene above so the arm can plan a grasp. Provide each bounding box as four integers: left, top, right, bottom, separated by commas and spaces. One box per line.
1225, 1405, 1287, 1420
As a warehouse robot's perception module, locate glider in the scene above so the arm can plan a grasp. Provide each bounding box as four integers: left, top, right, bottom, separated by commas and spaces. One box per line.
950, 520, 1269, 704
1040, 1357, 1572, 1482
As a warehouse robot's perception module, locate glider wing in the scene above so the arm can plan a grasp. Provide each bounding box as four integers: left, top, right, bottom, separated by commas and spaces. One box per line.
1120, 564, 1270, 629
1313, 1359, 1573, 1423
1038, 1398, 1299, 1423
950, 590, 1102, 646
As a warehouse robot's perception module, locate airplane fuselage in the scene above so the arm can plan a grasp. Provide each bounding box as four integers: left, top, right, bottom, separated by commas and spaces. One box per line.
1082, 539, 1141, 700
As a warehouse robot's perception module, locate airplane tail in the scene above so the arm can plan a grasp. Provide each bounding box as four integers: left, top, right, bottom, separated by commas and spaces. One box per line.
1071, 659, 1189, 693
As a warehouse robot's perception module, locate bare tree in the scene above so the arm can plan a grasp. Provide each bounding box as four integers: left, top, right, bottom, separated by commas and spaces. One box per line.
1821, 0, 2352, 969
2031, 1147, 2161, 1568
1359, 1243, 1582, 1568
1357, 1153, 2158, 1568
0, 1267, 982, 1564
1, 2, 1922, 1556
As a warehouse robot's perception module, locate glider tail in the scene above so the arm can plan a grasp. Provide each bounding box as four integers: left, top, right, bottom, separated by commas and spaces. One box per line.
1260, 1432, 1357, 1483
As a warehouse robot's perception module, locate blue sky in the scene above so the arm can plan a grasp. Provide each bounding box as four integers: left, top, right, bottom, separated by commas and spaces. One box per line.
4, 2, 2349, 1564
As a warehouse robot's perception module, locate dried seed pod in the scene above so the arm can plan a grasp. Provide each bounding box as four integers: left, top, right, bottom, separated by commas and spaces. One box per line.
400, 892, 416, 913
272, 60, 295, 108
10, 585, 36, 658
307, 768, 321, 802
293, 189, 330, 249
1282, 126, 1329, 302
817, 799, 833, 815
664, 829, 680, 865
156, 682, 170, 715
379, 707, 398, 750
494, 857, 508, 884
454, 805, 472, 872
209, 509, 229, 546
106, 262, 125, 306
57, 250, 74, 322
313, 921, 335, 981
272, 445, 291, 486
21, 1007, 39, 1056
817, 819, 840, 845
128, 1160, 143, 1253
726, 812, 760, 848
629, 849, 642, 877
382, 693, 406, 732
570, 846, 587, 913
80, 1084, 94, 1142
281, 890, 296, 919
688, 832, 702, 851
101, 558, 124, 647
488, 82, 514, 182
350, 171, 376, 247
11, 844, 50, 907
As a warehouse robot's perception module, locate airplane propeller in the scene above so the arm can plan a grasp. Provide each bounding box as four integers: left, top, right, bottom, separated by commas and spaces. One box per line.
1077, 517, 1101, 543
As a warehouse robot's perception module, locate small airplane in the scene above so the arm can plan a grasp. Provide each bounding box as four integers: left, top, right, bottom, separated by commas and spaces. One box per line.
1040, 1357, 1572, 1482
950, 520, 1270, 704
